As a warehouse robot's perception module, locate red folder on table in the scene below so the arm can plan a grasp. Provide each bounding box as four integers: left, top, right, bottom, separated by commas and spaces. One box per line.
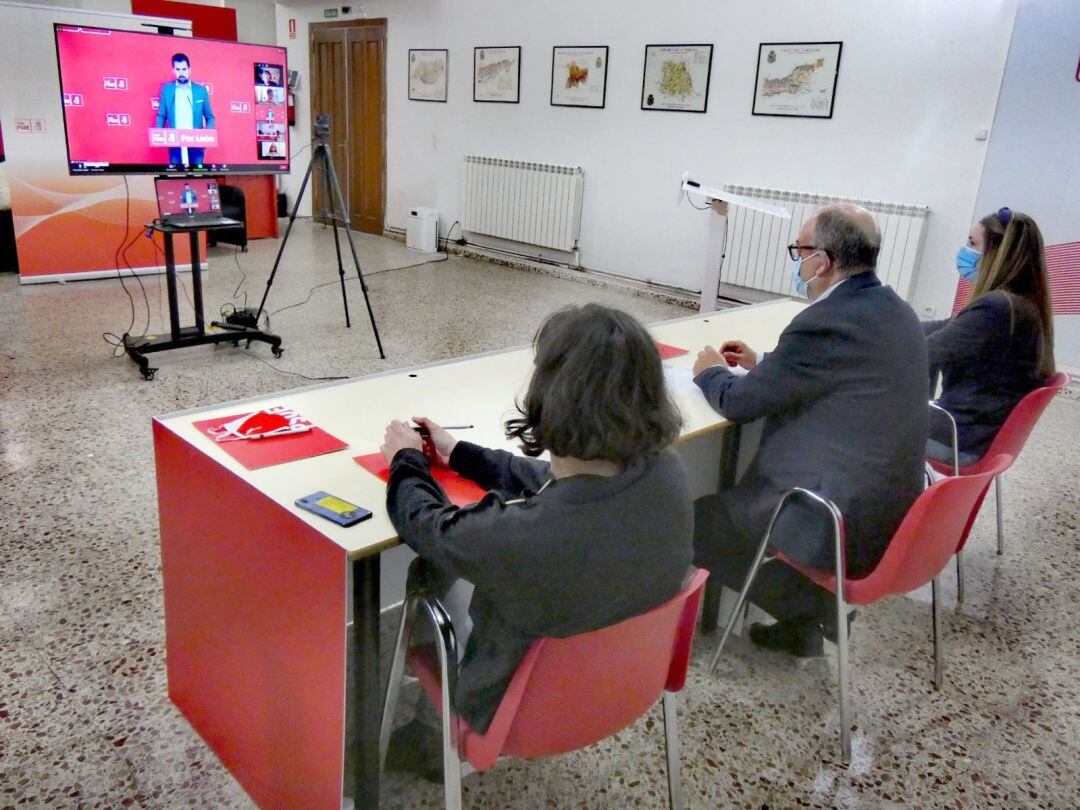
194, 413, 348, 470
655, 341, 689, 359
354, 453, 486, 507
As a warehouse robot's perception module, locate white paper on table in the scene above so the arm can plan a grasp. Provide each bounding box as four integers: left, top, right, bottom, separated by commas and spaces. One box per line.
664, 363, 747, 403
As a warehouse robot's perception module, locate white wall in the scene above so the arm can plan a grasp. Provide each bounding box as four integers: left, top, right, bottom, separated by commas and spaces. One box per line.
974, 0, 1080, 371
275, 0, 1018, 316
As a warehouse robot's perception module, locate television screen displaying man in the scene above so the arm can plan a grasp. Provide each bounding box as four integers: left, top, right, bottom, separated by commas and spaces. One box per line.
155, 52, 216, 167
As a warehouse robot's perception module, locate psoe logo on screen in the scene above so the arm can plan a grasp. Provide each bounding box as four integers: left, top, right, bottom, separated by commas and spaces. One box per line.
151, 98, 160, 110
230, 101, 251, 113
105, 113, 132, 127
103, 76, 129, 91
63, 93, 85, 107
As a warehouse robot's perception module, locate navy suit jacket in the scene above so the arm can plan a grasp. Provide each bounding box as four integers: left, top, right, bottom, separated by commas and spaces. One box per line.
694, 273, 928, 576
155, 82, 215, 129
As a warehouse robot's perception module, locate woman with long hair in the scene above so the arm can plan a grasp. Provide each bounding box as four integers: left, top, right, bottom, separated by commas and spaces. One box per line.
925, 208, 1055, 463
379, 303, 694, 773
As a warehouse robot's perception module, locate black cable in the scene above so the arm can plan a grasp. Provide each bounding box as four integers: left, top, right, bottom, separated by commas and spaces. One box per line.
439, 220, 463, 249
686, 191, 710, 211
243, 351, 348, 381
103, 178, 152, 355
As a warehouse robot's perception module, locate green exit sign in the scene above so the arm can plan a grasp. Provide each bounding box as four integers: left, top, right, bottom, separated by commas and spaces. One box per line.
323, 8, 338, 18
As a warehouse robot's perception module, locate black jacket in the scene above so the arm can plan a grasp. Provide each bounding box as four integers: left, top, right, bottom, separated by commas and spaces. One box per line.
693, 273, 928, 576
924, 291, 1045, 457
387, 442, 694, 732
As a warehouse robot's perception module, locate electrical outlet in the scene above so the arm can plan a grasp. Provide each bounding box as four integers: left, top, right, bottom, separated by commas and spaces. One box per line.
922, 305, 936, 318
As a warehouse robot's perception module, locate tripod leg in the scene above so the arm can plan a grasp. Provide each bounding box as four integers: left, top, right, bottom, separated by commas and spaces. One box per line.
321, 147, 386, 359
254, 154, 318, 322
320, 160, 351, 328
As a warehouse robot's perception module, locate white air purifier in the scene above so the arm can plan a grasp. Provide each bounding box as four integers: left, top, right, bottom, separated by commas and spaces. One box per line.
406, 207, 439, 253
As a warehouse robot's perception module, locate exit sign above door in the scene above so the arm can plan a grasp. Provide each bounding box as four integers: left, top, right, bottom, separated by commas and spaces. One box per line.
324, 8, 338, 18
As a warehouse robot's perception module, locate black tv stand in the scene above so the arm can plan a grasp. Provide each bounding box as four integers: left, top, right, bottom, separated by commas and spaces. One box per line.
123, 221, 282, 380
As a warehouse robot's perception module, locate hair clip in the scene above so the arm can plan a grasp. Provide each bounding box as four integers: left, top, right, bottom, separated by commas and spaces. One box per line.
997, 207, 1013, 226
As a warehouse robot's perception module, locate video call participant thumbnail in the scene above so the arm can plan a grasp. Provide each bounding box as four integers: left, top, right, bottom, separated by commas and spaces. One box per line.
155, 52, 216, 166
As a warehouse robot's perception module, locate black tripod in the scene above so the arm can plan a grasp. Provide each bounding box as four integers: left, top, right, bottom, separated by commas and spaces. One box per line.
252, 115, 385, 359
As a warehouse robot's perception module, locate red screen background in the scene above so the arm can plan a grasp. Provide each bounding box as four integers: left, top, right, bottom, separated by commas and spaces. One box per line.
55, 26, 289, 172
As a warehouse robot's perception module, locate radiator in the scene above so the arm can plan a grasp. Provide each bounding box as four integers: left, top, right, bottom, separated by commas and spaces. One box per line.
463, 155, 585, 253
719, 184, 930, 300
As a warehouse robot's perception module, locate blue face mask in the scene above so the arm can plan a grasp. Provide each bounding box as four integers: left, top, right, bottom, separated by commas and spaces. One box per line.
791, 251, 821, 297
956, 245, 981, 282
791, 258, 808, 297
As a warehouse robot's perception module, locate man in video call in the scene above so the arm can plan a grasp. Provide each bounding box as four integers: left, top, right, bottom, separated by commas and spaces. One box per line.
257, 67, 279, 87
180, 183, 198, 214
155, 52, 216, 167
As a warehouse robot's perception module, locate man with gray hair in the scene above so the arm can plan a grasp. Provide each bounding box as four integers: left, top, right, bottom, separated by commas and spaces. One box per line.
691, 203, 928, 656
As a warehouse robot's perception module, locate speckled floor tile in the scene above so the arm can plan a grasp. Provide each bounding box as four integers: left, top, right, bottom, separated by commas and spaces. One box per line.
1, 221, 1077, 808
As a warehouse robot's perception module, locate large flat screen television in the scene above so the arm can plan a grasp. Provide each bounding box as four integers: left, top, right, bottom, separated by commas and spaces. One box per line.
54, 24, 290, 175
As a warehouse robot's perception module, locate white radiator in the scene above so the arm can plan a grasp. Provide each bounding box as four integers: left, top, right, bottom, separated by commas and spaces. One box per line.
720, 184, 930, 300
463, 155, 584, 253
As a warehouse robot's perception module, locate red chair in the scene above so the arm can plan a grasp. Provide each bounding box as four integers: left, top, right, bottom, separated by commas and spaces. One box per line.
379, 569, 709, 809
929, 372, 1070, 557
707, 457, 1010, 763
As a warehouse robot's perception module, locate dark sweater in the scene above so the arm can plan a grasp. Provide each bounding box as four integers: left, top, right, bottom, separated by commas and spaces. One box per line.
387, 442, 694, 733
924, 291, 1045, 457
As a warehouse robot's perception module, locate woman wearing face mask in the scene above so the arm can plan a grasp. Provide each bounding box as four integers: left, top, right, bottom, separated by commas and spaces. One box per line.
923, 208, 1055, 464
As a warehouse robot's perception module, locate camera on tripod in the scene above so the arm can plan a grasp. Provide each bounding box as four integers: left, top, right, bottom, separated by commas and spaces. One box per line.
314, 114, 332, 142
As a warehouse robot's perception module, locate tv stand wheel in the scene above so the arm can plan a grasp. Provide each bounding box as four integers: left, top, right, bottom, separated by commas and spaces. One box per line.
271, 346, 284, 358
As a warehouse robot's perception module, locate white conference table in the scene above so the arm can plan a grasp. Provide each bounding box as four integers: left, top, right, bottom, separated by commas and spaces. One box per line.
152, 298, 804, 809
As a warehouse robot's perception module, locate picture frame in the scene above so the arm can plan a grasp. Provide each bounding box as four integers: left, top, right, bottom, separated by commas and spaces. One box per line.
551, 45, 609, 109
752, 41, 843, 118
408, 49, 448, 103
474, 46, 521, 103
640, 44, 713, 113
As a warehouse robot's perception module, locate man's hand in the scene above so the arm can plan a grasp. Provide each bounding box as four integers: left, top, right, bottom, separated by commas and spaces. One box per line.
412, 416, 459, 467
720, 340, 758, 370
381, 419, 424, 464
693, 346, 726, 377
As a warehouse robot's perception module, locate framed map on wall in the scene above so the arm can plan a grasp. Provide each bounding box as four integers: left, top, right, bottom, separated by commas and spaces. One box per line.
640, 44, 713, 113
551, 46, 608, 108
474, 46, 521, 103
408, 49, 448, 102
752, 42, 843, 118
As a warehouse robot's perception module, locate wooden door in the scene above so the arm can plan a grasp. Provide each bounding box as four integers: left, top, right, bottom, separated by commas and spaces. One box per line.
346, 25, 386, 234
309, 20, 386, 234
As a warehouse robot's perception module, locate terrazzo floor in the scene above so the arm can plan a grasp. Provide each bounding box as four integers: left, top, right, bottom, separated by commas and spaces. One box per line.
1, 220, 1077, 808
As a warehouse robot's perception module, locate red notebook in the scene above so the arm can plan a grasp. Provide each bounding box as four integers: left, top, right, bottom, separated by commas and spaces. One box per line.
194, 414, 348, 470
354, 453, 487, 507
655, 341, 689, 359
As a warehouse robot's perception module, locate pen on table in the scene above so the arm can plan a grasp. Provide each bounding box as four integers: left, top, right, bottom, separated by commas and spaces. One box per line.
412, 424, 474, 433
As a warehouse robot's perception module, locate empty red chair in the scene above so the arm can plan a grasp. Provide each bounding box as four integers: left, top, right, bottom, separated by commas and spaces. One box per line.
707, 457, 1010, 763
380, 568, 709, 809
929, 371, 1070, 555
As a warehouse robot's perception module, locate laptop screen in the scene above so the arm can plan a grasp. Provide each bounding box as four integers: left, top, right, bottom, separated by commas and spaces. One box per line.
155, 178, 222, 217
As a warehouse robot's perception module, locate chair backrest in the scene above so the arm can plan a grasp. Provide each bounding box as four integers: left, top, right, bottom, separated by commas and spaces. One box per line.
463, 568, 709, 770
974, 371, 1070, 469
846, 455, 1012, 602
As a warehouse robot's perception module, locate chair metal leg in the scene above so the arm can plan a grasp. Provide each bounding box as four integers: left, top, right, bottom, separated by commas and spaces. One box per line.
955, 551, 966, 605
932, 576, 944, 690
661, 690, 683, 810
833, 544, 851, 765
417, 599, 462, 810
707, 532, 772, 674
379, 595, 417, 769
994, 475, 1004, 555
